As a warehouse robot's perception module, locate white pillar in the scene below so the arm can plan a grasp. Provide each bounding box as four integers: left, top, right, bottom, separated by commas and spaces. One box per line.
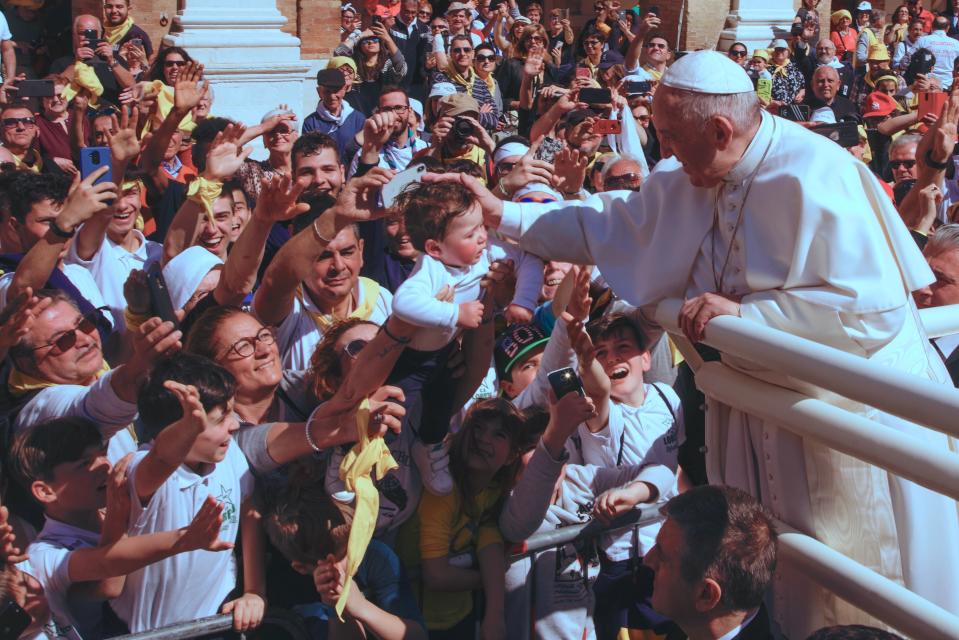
163, 0, 312, 159
717, 0, 796, 55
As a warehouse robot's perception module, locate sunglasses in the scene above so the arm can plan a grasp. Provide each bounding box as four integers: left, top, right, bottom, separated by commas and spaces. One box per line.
419, 11, 432, 17
363, 37, 381, 44
164, 59, 187, 67
646, 42, 667, 49
730, 50, 747, 57
32, 307, 106, 356
604, 174, 642, 190
451, 46, 473, 54
585, 40, 602, 46
888, 159, 916, 169
381, 103, 410, 113
476, 53, 495, 62
519, 196, 557, 203
227, 327, 276, 359
2, 117, 36, 128
343, 338, 368, 359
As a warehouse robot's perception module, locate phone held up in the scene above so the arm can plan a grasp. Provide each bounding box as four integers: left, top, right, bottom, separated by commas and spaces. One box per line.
548, 367, 586, 400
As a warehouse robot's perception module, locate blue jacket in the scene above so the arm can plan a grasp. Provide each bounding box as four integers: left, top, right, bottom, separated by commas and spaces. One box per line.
302, 108, 366, 161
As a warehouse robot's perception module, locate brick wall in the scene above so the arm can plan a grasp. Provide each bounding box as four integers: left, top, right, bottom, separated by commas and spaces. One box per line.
72, 0, 177, 53
296, 0, 342, 58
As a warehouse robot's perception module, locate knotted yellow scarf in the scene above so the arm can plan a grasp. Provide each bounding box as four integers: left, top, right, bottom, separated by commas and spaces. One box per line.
9, 360, 110, 396
62, 62, 104, 105
104, 16, 135, 46
335, 398, 398, 621
145, 80, 197, 135
445, 63, 478, 96
11, 151, 42, 174
297, 277, 381, 333
186, 176, 223, 226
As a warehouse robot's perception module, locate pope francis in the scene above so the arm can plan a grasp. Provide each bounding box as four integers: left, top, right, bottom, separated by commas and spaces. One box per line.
420, 50, 959, 636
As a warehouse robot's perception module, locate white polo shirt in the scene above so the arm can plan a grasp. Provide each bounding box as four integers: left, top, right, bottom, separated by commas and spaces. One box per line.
112, 440, 254, 633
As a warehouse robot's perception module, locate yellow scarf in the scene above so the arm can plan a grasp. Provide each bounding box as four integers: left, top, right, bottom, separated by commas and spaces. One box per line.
103, 16, 135, 46
445, 64, 477, 96
9, 360, 110, 396
146, 80, 197, 135
771, 62, 791, 79
334, 398, 398, 621
186, 176, 223, 226
11, 151, 41, 174
297, 277, 381, 333
62, 62, 104, 105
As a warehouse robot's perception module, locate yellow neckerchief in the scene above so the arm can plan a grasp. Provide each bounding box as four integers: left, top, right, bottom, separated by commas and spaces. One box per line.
296, 277, 380, 333
641, 64, 663, 81
445, 63, 477, 96
476, 70, 495, 97
335, 398, 398, 621
9, 360, 110, 396
771, 61, 791, 78
62, 62, 104, 105
145, 80, 196, 135
11, 150, 41, 174
186, 176, 223, 226
103, 16, 135, 45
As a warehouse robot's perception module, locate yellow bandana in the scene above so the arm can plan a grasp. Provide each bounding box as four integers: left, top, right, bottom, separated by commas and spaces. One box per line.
11, 151, 42, 174
335, 398, 398, 621
445, 64, 478, 96
103, 16, 135, 46
297, 277, 381, 333
62, 62, 104, 106
146, 80, 197, 135
9, 360, 110, 397
186, 176, 224, 226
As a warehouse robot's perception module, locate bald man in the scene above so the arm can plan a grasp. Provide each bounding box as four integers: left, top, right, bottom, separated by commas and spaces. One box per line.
804, 65, 858, 119
48, 14, 134, 105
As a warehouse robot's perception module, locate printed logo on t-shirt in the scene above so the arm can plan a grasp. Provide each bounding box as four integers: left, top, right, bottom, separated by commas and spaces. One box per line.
662, 426, 679, 452
215, 485, 238, 528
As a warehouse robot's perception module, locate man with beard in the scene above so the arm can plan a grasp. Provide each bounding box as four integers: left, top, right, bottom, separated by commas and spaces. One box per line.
348, 86, 427, 176
255, 132, 393, 369
101, 0, 153, 64
799, 39, 854, 98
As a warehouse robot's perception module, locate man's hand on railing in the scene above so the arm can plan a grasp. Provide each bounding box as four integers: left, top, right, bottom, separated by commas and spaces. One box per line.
678, 291, 742, 343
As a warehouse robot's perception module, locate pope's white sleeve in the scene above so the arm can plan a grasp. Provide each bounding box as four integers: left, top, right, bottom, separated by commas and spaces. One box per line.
392, 257, 460, 330
495, 241, 542, 312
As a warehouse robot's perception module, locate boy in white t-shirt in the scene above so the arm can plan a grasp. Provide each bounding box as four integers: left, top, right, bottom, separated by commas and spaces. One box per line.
387, 181, 541, 496
113, 354, 266, 634
8, 416, 234, 640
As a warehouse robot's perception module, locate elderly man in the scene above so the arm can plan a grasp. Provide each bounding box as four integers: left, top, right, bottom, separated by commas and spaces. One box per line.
804, 66, 858, 120
302, 68, 366, 160
915, 224, 959, 385
0, 11, 13, 102
388, 50, 959, 635
49, 14, 135, 106
1, 104, 44, 173
887, 134, 920, 203
645, 485, 778, 640
804, 39, 854, 97
601, 155, 644, 192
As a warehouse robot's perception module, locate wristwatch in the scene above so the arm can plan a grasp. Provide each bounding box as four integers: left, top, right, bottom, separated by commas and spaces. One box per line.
49, 219, 76, 239
924, 149, 951, 171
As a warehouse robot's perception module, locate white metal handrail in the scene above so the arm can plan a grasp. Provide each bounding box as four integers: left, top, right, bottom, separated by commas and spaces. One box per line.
918, 304, 959, 339
655, 299, 959, 440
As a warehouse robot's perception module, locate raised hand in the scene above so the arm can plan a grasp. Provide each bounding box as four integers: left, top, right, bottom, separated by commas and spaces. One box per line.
0, 288, 54, 350
313, 554, 346, 606
101, 453, 133, 543
177, 496, 234, 552
173, 61, 209, 113
363, 111, 401, 153
0, 506, 27, 565
523, 53, 545, 76
480, 258, 515, 310
109, 106, 142, 165
203, 123, 253, 181
422, 171, 504, 228
127, 315, 184, 374
552, 147, 589, 194
565, 266, 593, 325
260, 104, 297, 135
368, 385, 406, 438
546, 387, 597, 442
254, 174, 309, 223
499, 140, 555, 196
123, 269, 151, 316
163, 381, 209, 433
457, 299, 485, 328
57, 167, 118, 233
331, 167, 395, 224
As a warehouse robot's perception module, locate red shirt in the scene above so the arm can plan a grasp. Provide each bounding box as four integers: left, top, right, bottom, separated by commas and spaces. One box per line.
914, 8, 935, 34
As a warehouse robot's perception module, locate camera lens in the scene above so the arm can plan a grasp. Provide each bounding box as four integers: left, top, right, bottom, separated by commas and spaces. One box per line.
451, 117, 474, 142
91, 151, 100, 163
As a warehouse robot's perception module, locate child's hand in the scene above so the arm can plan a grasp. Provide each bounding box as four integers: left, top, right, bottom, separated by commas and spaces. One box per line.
178, 496, 234, 553
593, 484, 648, 524
504, 303, 533, 325
457, 300, 485, 329
0, 506, 27, 565
563, 311, 597, 373
163, 381, 209, 434
547, 389, 596, 439
101, 453, 133, 544
565, 266, 592, 324
313, 554, 345, 606
221, 592, 265, 632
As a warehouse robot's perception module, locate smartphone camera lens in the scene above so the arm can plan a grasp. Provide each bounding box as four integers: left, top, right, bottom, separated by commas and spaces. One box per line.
91, 151, 100, 163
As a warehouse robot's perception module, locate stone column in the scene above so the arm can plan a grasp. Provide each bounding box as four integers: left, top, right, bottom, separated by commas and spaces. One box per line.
163, 0, 312, 158
717, 0, 796, 54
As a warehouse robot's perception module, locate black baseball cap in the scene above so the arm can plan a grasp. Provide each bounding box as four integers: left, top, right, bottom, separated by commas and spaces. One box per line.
495, 322, 550, 379
316, 68, 346, 90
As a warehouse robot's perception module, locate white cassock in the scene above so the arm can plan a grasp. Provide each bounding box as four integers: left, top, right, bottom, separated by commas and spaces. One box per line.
497, 111, 959, 637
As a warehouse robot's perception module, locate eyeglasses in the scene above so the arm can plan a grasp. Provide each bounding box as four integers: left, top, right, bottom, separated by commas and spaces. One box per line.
519, 196, 557, 203
889, 159, 917, 169
342, 338, 368, 359
227, 327, 276, 358
381, 104, 410, 113
363, 37, 381, 44
527, 36, 546, 43
636, 114, 650, 122
418, 11, 432, 17
476, 53, 495, 62
431, 23, 448, 30
164, 59, 187, 67
266, 127, 294, 137
2, 117, 36, 128
646, 42, 667, 49
604, 174, 642, 190
451, 46, 473, 54
31, 307, 106, 356
730, 50, 747, 57
584, 40, 602, 47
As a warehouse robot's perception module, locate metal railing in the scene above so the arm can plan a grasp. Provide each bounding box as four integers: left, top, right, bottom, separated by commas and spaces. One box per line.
654, 298, 959, 640
110, 609, 310, 640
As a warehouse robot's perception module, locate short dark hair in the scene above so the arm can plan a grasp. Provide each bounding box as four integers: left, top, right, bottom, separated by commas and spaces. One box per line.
148, 46, 194, 83
450, 33, 473, 49
586, 312, 648, 352
444, 158, 483, 179
264, 480, 354, 564
806, 626, 904, 640
7, 173, 70, 224
191, 117, 235, 173
475, 42, 495, 56
661, 485, 778, 612
291, 132, 340, 169
9, 417, 103, 490
379, 84, 408, 105
395, 181, 476, 251
136, 354, 237, 441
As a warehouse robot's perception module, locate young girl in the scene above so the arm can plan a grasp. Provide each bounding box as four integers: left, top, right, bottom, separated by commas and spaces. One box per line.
416, 398, 524, 640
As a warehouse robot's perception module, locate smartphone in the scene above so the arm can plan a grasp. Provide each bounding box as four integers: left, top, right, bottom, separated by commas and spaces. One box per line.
647, 5, 659, 16
578, 87, 612, 104
624, 80, 652, 95
82, 28, 99, 47
810, 121, 860, 148
130, 37, 143, 48
146, 262, 180, 323
559, 8, 569, 19
547, 367, 585, 399
576, 66, 591, 79
593, 119, 622, 135
778, 104, 810, 122
918, 90, 947, 123
0, 599, 31, 639
381, 163, 427, 208
372, 14, 383, 25
534, 136, 565, 164
15, 79, 54, 98
79, 147, 113, 186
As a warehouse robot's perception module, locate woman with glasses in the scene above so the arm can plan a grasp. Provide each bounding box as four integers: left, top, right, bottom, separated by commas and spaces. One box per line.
433, 34, 500, 133
472, 42, 503, 120
335, 23, 408, 117
147, 46, 194, 87
546, 8, 574, 67
727, 42, 749, 67
496, 23, 560, 130
885, 4, 911, 45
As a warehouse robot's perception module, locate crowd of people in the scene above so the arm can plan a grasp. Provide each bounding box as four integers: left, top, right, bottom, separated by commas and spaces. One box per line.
0, 0, 956, 639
